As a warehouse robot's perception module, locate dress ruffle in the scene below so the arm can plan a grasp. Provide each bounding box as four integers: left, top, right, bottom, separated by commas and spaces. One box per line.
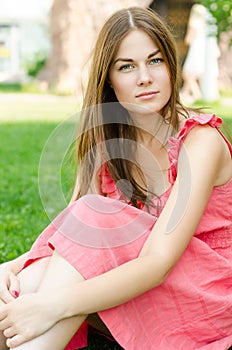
99, 163, 121, 199
167, 114, 222, 184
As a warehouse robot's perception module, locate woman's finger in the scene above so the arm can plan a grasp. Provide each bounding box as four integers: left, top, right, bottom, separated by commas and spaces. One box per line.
6, 333, 31, 348
0, 283, 15, 304
9, 273, 20, 299
3, 326, 16, 339
0, 314, 10, 330
0, 285, 15, 304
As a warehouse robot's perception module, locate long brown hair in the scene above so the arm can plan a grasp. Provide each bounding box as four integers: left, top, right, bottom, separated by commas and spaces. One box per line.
75, 6, 187, 206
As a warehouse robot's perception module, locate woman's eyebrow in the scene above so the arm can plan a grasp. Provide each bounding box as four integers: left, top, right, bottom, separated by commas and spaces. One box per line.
113, 57, 133, 64
113, 49, 161, 64
148, 49, 160, 58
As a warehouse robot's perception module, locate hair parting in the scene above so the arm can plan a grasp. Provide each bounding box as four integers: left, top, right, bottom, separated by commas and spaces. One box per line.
127, 9, 136, 28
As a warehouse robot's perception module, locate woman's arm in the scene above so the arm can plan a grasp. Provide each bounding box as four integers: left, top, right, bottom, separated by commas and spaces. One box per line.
57, 125, 229, 318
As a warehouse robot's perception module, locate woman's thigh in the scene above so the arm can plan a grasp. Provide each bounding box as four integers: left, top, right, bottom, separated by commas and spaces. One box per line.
0, 300, 8, 350
35, 250, 84, 290
18, 249, 84, 293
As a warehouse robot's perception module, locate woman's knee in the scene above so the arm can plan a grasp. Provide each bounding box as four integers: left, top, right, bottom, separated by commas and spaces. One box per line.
35, 250, 84, 291
17, 257, 51, 295
17, 251, 84, 294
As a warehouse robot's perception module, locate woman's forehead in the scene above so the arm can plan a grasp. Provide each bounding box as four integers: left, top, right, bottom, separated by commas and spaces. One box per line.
114, 29, 160, 60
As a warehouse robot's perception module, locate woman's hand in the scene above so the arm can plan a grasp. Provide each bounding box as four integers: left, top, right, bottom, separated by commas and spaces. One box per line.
0, 253, 29, 304
0, 263, 20, 304
0, 291, 60, 348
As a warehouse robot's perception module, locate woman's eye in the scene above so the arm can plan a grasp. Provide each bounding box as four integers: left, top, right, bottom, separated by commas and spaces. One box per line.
150, 58, 164, 65
119, 64, 134, 71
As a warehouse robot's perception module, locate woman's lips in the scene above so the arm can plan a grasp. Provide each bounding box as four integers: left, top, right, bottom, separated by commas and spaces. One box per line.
136, 91, 158, 100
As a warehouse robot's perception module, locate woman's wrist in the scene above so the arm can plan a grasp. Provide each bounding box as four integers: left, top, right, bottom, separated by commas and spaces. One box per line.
52, 283, 87, 320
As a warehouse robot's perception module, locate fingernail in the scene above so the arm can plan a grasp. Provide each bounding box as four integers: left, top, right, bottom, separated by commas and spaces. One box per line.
12, 290, 19, 298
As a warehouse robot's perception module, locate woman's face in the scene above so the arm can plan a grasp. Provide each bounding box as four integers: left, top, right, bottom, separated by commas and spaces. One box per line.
109, 29, 172, 117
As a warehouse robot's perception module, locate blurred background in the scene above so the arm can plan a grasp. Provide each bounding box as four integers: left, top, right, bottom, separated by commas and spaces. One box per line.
0, 0, 231, 98
0, 0, 52, 85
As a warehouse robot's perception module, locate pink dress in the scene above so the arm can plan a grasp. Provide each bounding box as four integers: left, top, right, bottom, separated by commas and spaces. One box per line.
23, 114, 232, 350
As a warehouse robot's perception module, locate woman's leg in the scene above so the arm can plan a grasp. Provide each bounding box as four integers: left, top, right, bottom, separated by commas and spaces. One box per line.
0, 300, 8, 350
0, 257, 51, 350
8, 251, 88, 350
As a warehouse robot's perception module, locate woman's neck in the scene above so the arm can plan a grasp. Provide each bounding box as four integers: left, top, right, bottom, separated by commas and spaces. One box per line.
130, 112, 173, 147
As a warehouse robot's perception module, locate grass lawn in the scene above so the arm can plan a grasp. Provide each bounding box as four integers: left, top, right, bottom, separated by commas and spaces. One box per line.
0, 95, 80, 262
0, 90, 231, 349
192, 97, 232, 136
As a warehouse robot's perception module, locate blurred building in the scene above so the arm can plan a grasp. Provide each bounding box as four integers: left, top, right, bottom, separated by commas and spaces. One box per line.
0, 0, 52, 82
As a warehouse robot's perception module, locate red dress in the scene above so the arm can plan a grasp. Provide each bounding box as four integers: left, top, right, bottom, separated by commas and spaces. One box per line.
23, 114, 232, 349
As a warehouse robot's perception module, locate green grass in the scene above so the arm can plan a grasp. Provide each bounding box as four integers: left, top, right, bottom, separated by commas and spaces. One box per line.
0, 82, 48, 94
0, 83, 23, 93
0, 122, 54, 260
0, 119, 79, 262
0, 82, 73, 95
192, 100, 232, 142
0, 97, 79, 262
193, 97, 232, 133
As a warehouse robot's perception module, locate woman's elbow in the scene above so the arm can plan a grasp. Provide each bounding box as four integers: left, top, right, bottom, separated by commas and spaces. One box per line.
144, 253, 175, 288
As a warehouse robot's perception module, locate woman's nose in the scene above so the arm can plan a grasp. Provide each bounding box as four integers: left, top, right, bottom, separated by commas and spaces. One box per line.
137, 66, 153, 86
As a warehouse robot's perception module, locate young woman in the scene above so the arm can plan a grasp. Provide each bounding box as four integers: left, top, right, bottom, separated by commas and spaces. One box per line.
0, 6, 231, 350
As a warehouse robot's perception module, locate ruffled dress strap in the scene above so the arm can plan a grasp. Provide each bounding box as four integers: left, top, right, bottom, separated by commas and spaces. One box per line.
167, 114, 230, 185
178, 114, 222, 140
98, 163, 121, 199
98, 163, 145, 209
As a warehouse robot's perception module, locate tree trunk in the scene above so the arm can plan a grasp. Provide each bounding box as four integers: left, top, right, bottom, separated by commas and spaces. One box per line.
38, 0, 151, 97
